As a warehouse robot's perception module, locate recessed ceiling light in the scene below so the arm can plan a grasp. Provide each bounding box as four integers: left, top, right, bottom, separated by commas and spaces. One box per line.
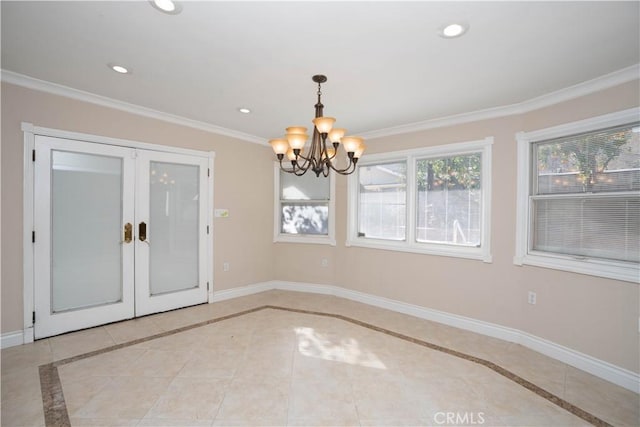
238, 108, 251, 114
108, 63, 130, 74
439, 23, 468, 38
150, 0, 182, 14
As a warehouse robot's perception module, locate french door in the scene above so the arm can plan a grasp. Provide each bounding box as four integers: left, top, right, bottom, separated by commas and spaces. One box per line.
134, 150, 209, 316
33, 135, 210, 339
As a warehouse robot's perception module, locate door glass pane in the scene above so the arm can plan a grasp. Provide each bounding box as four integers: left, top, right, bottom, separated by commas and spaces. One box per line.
51, 151, 123, 312
149, 162, 200, 295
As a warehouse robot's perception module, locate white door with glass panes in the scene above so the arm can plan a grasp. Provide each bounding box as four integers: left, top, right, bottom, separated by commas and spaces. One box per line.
33, 135, 210, 338
134, 150, 209, 316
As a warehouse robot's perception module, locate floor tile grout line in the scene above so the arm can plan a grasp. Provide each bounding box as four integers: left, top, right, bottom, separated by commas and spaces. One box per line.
99, 325, 118, 348
38, 303, 612, 427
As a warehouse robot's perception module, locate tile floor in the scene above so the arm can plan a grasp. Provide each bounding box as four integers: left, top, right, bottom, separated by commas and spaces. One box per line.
1, 290, 638, 426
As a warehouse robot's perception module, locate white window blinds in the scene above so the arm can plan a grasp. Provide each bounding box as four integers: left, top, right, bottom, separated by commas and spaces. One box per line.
531, 124, 640, 263
358, 161, 407, 240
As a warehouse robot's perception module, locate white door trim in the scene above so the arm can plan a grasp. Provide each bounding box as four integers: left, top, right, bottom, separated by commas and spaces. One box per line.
22, 122, 215, 339
22, 124, 36, 343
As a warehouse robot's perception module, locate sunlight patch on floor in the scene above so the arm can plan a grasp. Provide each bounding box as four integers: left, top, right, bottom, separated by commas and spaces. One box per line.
294, 326, 387, 369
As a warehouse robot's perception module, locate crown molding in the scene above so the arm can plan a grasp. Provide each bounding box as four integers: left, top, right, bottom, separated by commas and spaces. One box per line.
361, 64, 640, 140
3, 64, 638, 144
0, 69, 268, 146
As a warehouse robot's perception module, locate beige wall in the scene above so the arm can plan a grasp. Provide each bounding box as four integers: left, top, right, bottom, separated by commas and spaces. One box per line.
274, 80, 640, 373
1, 82, 274, 334
2, 79, 638, 375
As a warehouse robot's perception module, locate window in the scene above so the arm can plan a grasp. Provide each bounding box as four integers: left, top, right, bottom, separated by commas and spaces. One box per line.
358, 161, 407, 240
348, 138, 492, 261
415, 154, 482, 246
273, 164, 335, 245
515, 108, 640, 282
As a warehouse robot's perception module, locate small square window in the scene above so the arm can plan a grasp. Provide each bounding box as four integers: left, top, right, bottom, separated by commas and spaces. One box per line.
274, 165, 335, 245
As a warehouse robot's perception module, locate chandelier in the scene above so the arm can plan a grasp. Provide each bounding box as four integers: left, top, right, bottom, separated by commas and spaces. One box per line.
269, 75, 366, 177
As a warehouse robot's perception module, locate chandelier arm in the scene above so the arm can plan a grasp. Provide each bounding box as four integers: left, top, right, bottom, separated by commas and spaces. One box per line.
293, 156, 311, 172
328, 156, 358, 175
294, 130, 321, 170
292, 149, 315, 173
325, 143, 340, 161
293, 165, 309, 176
278, 159, 299, 175
281, 161, 303, 175
321, 141, 340, 167
295, 149, 314, 165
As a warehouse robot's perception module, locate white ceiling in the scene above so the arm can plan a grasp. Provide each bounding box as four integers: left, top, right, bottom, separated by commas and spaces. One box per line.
2, 1, 639, 143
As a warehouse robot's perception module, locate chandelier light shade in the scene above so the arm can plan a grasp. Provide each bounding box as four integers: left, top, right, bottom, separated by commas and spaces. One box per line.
269, 75, 365, 177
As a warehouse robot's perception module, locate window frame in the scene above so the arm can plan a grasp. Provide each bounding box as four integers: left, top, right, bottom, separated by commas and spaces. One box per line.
273, 162, 336, 245
347, 138, 493, 262
514, 108, 640, 283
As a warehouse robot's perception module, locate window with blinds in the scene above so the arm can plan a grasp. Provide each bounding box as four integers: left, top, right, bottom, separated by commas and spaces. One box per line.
273, 165, 335, 245
358, 161, 407, 241
279, 170, 330, 235
347, 137, 493, 261
531, 123, 640, 263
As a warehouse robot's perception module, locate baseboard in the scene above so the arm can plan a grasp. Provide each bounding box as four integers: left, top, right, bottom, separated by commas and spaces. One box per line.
6, 281, 636, 393
519, 332, 640, 394
1, 330, 25, 349
212, 280, 639, 393
210, 282, 273, 302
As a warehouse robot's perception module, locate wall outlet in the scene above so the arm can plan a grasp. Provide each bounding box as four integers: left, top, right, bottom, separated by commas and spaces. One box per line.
527, 291, 537, 305
321, 258, 328, 267
223, 262, 230, 272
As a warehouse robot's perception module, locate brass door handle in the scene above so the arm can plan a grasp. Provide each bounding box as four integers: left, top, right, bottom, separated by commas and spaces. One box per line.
139, 222, 147, 242
123, 223, 133, 243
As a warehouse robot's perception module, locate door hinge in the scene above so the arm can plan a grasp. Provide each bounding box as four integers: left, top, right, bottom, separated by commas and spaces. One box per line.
32, 149, 36, 162
207, 168, 210, 177
32, 231, 35, 243
207, 282, 210, 291
32, 311, 36, 324
207, 225, 209, 234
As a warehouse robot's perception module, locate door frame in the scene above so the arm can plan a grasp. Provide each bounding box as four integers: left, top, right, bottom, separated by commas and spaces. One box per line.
22, 122, 215, 342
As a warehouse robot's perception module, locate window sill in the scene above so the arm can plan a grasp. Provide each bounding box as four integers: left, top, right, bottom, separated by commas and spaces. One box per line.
513, 252, 639, 283
275, 234, 336, 246
346, 238, 492, 262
